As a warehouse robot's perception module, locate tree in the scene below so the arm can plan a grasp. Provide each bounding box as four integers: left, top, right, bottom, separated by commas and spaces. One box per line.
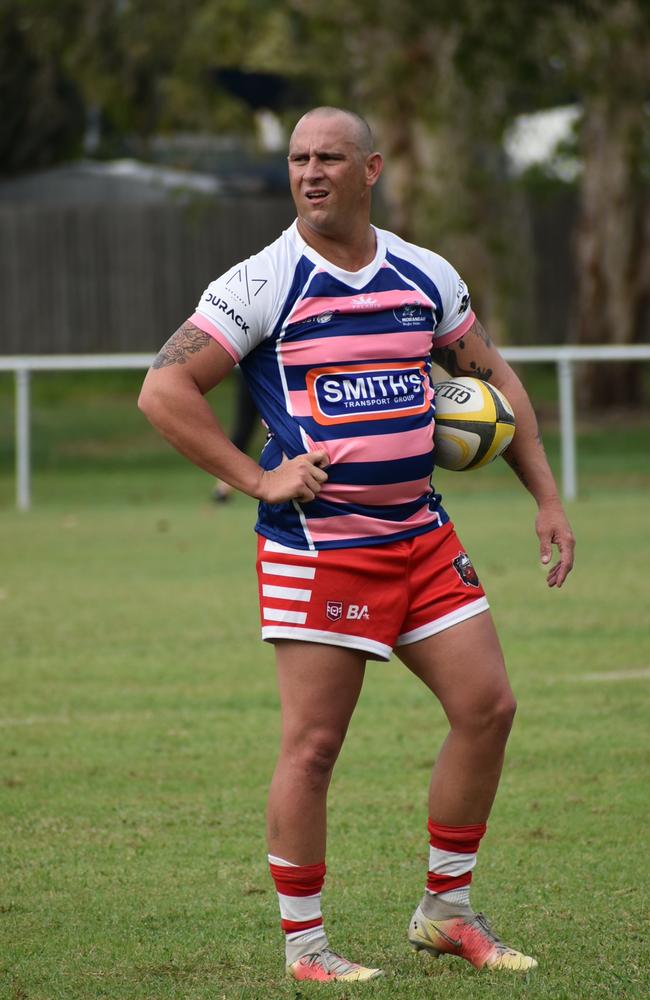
4, 0, 648, 406
0, 0, 276, 171
450, 0, 650, 403
555, 0, 650, 405
264, 1, 538, 339
0, 1, 86, 173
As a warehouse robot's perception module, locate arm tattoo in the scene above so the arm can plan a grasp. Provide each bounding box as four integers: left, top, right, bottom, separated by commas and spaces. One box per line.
152, 322, 212, 369
431, 320, 493, 380
473, 318, 492, 348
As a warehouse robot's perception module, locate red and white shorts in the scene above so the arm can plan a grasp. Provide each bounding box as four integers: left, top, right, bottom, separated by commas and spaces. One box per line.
256, 522, 489, 661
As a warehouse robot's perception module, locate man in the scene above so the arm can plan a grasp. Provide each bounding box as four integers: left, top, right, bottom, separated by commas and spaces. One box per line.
138, 106, 575, 983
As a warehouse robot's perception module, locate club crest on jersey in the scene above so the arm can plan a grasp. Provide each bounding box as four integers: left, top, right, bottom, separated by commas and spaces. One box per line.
326, 600, 343, 621
452, 552, 480, 588
393, 302, 430, 327
306, 361, 430, 425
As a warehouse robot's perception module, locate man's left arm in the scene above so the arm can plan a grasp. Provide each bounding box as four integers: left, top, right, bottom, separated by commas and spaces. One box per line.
432, 318, 575, 588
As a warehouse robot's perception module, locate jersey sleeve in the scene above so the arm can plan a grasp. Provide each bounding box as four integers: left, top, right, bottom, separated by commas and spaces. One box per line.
430, 257, 476, 348
190, 249, 278, 362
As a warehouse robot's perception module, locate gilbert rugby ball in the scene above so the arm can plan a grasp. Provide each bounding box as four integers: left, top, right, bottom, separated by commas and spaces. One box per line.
433, 376, 515, 471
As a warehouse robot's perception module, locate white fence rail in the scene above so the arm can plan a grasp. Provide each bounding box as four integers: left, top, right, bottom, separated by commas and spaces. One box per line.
2, 346, 650, 510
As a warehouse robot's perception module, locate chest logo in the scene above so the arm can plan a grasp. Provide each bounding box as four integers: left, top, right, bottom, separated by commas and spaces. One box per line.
393, 303, 429, 327
306, 362, 430, 425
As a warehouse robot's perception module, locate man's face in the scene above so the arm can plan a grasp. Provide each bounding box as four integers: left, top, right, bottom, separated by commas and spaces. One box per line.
288, 113, 379, 240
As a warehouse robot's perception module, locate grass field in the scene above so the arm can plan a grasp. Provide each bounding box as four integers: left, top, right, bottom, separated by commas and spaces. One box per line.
1, 372, 649, 999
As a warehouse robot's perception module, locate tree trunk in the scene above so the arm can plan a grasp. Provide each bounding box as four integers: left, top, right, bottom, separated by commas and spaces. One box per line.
573, 4, 650, 409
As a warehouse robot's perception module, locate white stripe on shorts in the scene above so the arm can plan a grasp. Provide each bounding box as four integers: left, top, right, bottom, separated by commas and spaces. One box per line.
261, 561, 316, 580
263, 608, 308, 624
262, 584, 312, 602
396, 596, 489, 646
261, 625, 392, 661
263, 539, 319, 558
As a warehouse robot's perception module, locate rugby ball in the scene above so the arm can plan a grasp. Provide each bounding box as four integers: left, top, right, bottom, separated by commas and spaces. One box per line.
433, 377, 515, 471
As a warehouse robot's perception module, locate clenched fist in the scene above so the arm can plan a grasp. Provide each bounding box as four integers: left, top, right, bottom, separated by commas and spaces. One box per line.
258, 451, 329, 504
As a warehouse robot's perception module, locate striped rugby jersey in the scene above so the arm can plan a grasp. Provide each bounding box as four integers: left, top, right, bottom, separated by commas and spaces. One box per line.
191, 221, 475, 551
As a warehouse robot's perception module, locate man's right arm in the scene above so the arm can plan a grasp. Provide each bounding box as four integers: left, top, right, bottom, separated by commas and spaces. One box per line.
138, 321, 328, 503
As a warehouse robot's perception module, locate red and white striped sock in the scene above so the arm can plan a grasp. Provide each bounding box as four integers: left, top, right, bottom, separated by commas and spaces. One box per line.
268, 854, 328, 963
425, 819, 487, 908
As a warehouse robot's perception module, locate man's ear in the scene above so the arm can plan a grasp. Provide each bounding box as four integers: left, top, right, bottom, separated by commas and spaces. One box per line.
366, 152, 384, 187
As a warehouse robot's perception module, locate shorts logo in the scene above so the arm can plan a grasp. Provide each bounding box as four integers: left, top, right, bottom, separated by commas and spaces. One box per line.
306, 362, 430, 425
326, 600, 343, 621
326, 601, 370, 621
346, 604, 369, 621
452, 552, 480, 588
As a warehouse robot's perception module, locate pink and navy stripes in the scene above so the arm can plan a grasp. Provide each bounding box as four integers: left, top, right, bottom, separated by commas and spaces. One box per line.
193, 223, 475, 551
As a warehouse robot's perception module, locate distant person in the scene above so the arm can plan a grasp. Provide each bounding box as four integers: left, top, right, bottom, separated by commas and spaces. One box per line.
138, 106, 575, 983
212, 368, 259, 502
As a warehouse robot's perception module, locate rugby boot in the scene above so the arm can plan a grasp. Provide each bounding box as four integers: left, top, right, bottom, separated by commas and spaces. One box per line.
288, 947, 384, 982
408, 898, 537, 972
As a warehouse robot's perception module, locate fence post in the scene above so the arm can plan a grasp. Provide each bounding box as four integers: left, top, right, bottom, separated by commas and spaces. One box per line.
557, 356, 577, 501
15, 368, 31, 511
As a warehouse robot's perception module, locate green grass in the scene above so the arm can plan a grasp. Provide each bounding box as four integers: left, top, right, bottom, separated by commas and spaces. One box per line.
1, 374, 649, 999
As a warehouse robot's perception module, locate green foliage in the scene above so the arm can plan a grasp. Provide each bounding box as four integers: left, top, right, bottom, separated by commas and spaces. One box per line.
2, 1, 648, 363
0, 0, 86, 172
5, 1, 649, 186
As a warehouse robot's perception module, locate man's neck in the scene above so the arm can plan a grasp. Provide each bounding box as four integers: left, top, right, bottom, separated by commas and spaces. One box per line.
296, 218, 377, 272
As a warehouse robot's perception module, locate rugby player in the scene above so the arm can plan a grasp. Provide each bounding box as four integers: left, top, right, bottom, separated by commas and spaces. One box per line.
138, 106, 575, 982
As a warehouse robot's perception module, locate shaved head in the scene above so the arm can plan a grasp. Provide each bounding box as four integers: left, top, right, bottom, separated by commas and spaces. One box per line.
287, 105, 383, 258
291, 107, 375, 157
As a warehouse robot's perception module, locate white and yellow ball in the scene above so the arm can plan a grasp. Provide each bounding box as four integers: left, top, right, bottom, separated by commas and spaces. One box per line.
433, 376, 515, 471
